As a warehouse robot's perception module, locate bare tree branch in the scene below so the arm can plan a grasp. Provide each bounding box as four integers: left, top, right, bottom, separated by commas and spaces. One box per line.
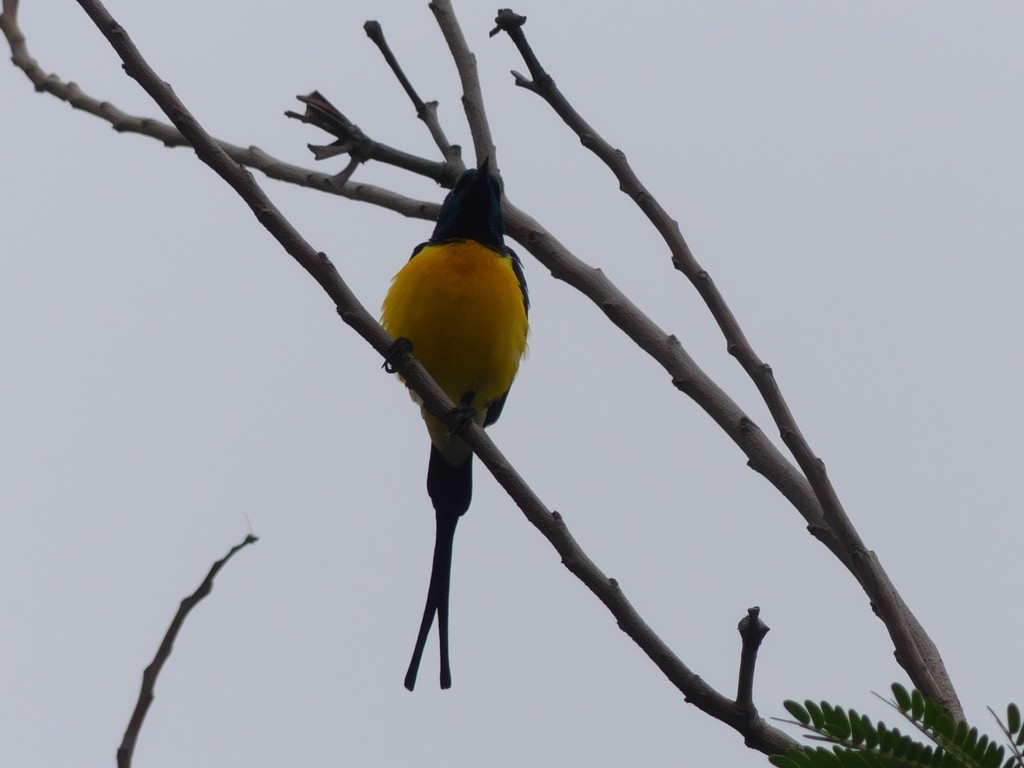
363, 19, 459, 164
502, 203, 833, 525
117, 534, 258, 768
429, 0, 496, 167
736, 607, 770, 716
5, 0, 964, 748
490, 8, 961, 719
284, 89, 456, 184
0, 0, 836, 561
355, 9, 845, 572
0, 0, 442, 219
67, 0, 797, 753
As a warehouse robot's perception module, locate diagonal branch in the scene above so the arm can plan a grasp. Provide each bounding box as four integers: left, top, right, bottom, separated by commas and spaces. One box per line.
70, 0, 797, 753
494, 6, 858, 571
490, 8, 960, 717
0, 0, 444, 216
284, 87, 855, 619
503, 203, 834, 538
363, 19, 459, 164
117, 534, 258, 768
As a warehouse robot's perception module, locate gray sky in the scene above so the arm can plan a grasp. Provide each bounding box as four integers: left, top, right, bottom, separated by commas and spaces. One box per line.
2, 2, 1023, 767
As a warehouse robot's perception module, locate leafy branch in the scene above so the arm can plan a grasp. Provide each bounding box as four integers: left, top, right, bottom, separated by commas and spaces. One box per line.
772, 684, 1024, 768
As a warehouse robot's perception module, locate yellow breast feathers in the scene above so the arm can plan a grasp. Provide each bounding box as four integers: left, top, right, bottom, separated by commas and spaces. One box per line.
382, 239, 528, 413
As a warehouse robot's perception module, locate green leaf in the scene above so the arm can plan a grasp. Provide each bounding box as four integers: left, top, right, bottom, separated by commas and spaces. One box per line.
982, 742, 1005, 768
953, 720, 969, 748
769, 754, 801, 768
860, 715, 879, 750
878, 727, 897, 753
781, 687, 1024, 768
835, 749, 871, 768
892, 733, 913, 759
824, 705, 852, 741
965, 726, 979, 754
780, 748, 839, 768
1008, 704, 1021, 737
848, 710, 865, 746
912, 689, 926, 721
807, 701, 825, 730
934, 712, 955, 741
893, 683, 912, 712
786, 700, 812, 726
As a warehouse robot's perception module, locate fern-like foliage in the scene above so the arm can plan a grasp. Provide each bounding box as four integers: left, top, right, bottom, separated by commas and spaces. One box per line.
769, 684, 1024, 768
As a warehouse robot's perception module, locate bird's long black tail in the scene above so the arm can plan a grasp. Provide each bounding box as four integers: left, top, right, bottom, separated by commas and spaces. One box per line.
404, 445, 472, 690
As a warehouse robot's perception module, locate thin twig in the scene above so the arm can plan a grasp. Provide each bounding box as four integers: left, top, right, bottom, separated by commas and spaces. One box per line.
987, 706, 1024, 768
284, 89, 452, 183
490, 8, 961, 719
364, 20, 427, 114
67, 0, 798, 753
363, 20, 458, 164
429, 0, 495, 166
117, 534, 258, 768
0, 0, 445, 211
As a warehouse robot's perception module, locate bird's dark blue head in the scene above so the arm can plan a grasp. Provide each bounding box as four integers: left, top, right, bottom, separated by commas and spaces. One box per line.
429, 157, 505, 250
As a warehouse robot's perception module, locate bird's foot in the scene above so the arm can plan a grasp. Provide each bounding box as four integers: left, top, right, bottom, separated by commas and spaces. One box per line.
444, 401, 477, 438
382, 337, 413, 374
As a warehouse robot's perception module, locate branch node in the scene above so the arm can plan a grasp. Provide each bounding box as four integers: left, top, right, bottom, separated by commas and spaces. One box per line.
286, 92, 373, 176
510, 69, 536, 91
328, 156, 362, 191
489, 8, 527, 37
670, 376, 693, 394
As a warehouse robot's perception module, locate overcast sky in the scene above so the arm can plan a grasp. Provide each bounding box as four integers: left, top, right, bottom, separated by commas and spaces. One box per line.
2, 2, 1023, 767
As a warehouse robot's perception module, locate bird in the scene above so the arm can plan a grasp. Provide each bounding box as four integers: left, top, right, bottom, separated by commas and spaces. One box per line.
381, 157, 529, 690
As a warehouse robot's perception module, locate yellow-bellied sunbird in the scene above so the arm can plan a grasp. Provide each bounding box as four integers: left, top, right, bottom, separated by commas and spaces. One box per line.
381, 158, 529, 690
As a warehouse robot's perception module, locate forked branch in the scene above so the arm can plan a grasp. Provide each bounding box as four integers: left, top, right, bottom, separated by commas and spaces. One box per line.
66, 0, 796, 753
0, 0, 442, 217
4, 0, 961, 749
490, 7, 960, 719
